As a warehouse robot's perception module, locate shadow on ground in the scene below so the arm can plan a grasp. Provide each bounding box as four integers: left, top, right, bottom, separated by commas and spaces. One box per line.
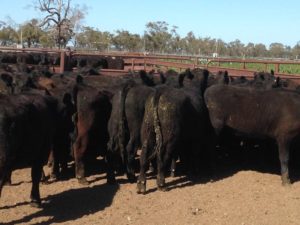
2, 182, 119, 225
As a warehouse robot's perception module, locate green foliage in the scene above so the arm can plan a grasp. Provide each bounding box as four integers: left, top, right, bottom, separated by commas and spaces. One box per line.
112, 30, 142, 52
75, 26, 112, 51
19, 19, 44, 47
0, 26, 18, 46
145, 21, 173, 53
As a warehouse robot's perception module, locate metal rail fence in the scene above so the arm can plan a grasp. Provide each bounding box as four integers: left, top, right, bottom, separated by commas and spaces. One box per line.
1, 47, 300, 81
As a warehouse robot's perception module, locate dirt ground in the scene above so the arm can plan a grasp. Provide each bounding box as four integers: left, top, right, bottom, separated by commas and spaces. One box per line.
1, 159, 300, 225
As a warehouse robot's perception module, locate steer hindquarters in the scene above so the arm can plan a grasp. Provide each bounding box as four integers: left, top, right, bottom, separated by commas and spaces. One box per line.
205, 85, 300, 185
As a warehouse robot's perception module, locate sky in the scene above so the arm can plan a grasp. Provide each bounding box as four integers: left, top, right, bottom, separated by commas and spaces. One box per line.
1, 0, 299, 47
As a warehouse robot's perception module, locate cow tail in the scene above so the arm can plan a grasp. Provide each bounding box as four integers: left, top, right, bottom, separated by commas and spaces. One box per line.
153, 90, 163, 157
118, 81, 134, 163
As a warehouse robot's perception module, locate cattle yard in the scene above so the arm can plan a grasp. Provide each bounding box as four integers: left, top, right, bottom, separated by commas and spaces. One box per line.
1, 47, 300, 81
2, 47, 300, 225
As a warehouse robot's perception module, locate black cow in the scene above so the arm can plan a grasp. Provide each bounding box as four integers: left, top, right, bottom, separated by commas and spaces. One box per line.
106, 70, 164, 184
204, 84, 300, 185
137, 68, 210, 193
106, 70, 172, 184
72, 80, 113, 184
0, 93, 58, 207
36, 74, 78, 179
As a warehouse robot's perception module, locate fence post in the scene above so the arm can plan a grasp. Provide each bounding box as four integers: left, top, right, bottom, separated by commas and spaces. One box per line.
60, 51, 66, 73
275, 63, 279, 73
194, 57, 198, 68
131, 58, 135, 71
264, 63, 268, 72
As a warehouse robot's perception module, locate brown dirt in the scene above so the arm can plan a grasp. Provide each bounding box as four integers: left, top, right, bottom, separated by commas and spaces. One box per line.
1, 163, 300, 225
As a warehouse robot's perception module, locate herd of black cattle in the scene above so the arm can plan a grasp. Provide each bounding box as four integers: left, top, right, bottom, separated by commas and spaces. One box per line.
1, 51, 300, 208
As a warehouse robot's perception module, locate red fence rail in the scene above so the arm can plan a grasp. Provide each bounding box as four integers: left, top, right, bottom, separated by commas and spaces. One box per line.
1, 47, 300, 81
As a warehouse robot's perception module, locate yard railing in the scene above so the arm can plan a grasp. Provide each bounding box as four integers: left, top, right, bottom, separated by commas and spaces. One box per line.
1, 47, 300, 81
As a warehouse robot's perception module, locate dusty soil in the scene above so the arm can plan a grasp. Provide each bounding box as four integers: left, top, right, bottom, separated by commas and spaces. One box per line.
1, 159, 300, 225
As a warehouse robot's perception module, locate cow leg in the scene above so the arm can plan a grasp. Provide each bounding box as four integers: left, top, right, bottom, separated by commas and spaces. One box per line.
30, 162, 43, 208
0, 163, 8, 197
170, 157, 177, 177
4, 169, 12, 186
49, 150, 60, 181
149, 160, 156, 173
207, 126, 222, 180
137, 141, 149, 194
47, 150, 54, 167
157, 144, 172, 191
125, 138, 137, 183
47, 150, 58, 180
73, 134, 89, 185
277, 139, 291, 186
105, 151, 116, 184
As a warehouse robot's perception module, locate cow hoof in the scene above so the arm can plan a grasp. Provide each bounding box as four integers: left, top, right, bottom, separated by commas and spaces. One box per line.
158, 185, 167, 192
170, 171, 176, 178
50, 173, 58, 180
47, 174, 58, 183
4, 180, 12, 186
78, 178, 89, 185
148, 165, 155, 173
41, 179, 51, 185
30, 200, 42, 208
282, 180, 292, 187
137, 181, 146, 194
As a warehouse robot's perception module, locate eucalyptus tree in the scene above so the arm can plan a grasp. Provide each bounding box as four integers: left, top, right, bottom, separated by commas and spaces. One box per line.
112, 30, 142, 52
18, 19, 44, 47
0, 26, 18, 46
76, 26, 112, 51
36, 0, 86, 48
145, 21, 172, 53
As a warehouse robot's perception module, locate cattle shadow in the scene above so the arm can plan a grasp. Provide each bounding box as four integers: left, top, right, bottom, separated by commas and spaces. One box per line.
2, 182, 119, 225
141, 140, 300, 193
0, 201, 30, 210
143, 176, 202, 194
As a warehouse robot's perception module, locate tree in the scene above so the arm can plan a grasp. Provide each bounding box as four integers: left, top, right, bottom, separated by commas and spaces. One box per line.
112, 30, 142, 52
253, 43, 267, 57
39, 31, 56, 47
145, 21, 172, 53
292, 42, 300, 59
76, 26, 112, 51
19, 19, 44, 47
168, 26, 185, 54
182, 32, 199, 55
269, 43, 285, 58
36, 0, 86, 48
0, 26, 18, 46
227, 39, 245, 57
